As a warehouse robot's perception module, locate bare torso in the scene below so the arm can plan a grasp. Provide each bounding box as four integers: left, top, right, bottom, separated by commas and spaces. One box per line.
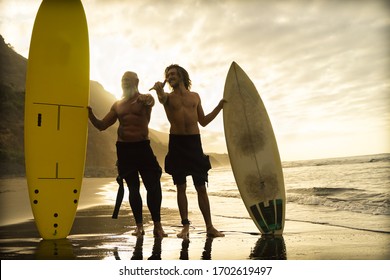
114, 94, 151, 142
164, 90, 201, 135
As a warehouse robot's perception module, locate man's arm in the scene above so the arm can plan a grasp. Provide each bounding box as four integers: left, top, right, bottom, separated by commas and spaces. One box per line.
137, 94, 154, 122
87, 105, 117, 131
151, 81, 168, 105
137, 93, 155, 107
198, 98, 226, 127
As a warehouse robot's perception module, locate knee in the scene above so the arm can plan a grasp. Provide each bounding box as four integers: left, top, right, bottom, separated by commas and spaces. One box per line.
128, 190, 141, 199
125, 177, 140, 190
143, 179, 161, 194
195, 185, 207, 194
176, 183, 187, 193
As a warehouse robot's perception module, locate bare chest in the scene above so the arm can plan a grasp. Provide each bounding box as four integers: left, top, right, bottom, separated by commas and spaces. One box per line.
116, 101, 146, 121
169, 94, 198, 112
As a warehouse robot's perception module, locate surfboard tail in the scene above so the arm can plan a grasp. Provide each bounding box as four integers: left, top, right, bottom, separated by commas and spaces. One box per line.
250, 199, 284, 235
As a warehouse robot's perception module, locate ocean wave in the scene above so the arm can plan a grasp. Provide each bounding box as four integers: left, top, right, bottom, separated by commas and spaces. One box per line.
282, 153, 390, 169
288, 186, 359, 196
209, 191, 241, 199
287, 193, 390, 215
209, 185, 390, 215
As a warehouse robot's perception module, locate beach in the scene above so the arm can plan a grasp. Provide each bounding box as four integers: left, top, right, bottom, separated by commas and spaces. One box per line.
1, 203, 389, 260
1, 204, 389, 260
1, 155, 390, 260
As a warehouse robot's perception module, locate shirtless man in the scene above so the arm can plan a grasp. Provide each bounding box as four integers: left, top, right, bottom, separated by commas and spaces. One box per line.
152, 64, 225, 238
88, 71, 167, 238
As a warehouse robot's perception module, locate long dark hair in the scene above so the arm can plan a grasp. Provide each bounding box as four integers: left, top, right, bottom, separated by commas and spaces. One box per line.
165, 64, 192, 90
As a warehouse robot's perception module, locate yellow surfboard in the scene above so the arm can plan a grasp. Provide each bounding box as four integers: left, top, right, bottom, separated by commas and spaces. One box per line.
25, 0, 89, 240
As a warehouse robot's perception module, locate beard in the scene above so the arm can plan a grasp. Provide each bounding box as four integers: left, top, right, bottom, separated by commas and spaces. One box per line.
168, 79, 179, 90
122, 86, 139, 99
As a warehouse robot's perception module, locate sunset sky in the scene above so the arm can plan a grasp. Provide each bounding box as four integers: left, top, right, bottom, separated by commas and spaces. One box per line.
1, 0, 389, 161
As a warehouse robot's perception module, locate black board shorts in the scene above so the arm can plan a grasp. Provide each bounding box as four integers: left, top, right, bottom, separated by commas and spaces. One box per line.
116, 140, 161, 177
165, 134, 211, 186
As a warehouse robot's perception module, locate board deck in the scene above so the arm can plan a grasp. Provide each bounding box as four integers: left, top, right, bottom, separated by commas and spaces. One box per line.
223, 62, 286, 235
25, 0, 89, 239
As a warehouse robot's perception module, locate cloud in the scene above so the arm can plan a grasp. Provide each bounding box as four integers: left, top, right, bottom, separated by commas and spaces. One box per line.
1, 0, 389, 159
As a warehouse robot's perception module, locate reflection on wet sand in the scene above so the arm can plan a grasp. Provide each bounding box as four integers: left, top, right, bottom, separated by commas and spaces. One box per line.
179, 239, 190, 260
4, 214, 285, 260
36, 239, 75, 260
113, 236, 216, 260
131, 236, 144, 260
250, 235, 287, 260
201, 237, 213, 260
114, 236, 163, 260
179, 237, 214, 260
148, 237, 162, 260
31, 234, 286, 260
131, 236, 143, 260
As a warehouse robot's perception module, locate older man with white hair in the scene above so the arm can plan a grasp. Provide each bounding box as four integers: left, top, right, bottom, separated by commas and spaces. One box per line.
88, 71, 167, 238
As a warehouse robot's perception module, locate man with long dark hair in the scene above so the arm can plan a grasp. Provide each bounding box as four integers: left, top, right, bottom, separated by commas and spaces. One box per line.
152, 65, 225, 238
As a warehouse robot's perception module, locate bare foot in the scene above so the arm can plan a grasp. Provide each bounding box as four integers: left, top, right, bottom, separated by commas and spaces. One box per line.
177, 224, 190, 239
132, 224, 145, 237
206, 226, 225, 238
153, 222, 168, 238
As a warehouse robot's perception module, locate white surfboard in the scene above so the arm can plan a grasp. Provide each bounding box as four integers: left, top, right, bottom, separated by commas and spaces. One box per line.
25, 0, 89, 240
223, 62, 286, 235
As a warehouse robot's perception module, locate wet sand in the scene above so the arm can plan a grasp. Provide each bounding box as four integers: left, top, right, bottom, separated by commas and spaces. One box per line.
1, 203, 389, 260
